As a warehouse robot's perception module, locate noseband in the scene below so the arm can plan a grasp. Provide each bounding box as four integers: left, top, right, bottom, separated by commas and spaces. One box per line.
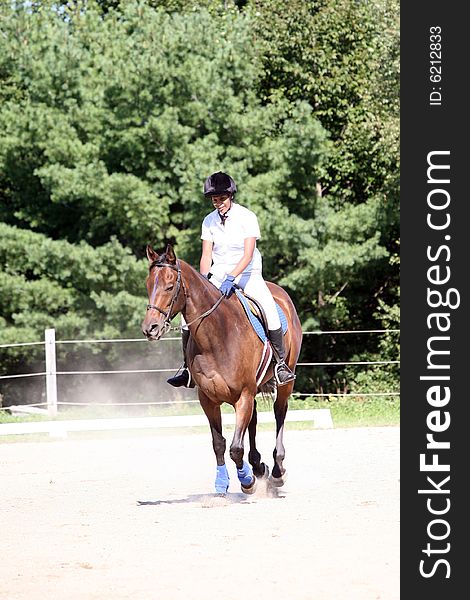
146, 261, 183, 333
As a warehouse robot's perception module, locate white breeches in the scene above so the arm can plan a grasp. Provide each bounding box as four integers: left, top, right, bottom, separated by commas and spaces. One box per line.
181, 270, 281, 331
233, 271, 281, 330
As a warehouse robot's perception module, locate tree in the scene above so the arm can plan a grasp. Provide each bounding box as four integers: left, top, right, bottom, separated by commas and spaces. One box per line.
0, 1, 328, 259
0, 222, 147, 344
244, 0, 399, 392
0, 0, 400, 403
0, 222, 152, 404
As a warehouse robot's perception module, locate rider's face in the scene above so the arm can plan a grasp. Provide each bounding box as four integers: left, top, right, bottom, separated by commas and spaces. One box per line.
212, 195, 231, 214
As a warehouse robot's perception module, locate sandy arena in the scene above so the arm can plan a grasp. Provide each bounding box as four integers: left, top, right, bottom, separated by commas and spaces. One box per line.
0, 426, 399, 600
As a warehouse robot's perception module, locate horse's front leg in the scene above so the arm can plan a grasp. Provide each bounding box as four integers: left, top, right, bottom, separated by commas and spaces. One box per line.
248, 399, 269, 478
230, 391, 256, 494
198, 390, 229, 495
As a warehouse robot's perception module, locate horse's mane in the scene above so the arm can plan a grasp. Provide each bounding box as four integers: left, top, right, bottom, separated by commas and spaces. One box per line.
178, 258, 221, 296
149, 253, 218, 295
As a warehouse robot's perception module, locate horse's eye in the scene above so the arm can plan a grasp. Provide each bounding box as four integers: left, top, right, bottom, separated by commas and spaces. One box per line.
165, 285, 174, 292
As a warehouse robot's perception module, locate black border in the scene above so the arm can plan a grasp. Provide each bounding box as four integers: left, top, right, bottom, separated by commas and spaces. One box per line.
401, 3, 466, 595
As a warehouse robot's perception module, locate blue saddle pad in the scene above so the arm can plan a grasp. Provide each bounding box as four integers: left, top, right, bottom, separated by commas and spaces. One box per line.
234, 289, 288, 343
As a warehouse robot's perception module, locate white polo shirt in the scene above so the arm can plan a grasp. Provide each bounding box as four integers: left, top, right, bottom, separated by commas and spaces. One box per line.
201, 202, 263, 280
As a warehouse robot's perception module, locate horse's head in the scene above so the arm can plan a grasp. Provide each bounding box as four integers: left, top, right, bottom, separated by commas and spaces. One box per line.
141, 243, 185, 341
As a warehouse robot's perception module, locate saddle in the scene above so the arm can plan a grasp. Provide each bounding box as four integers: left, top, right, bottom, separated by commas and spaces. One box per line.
234, 288, 288, 342
234, 288, 288, 386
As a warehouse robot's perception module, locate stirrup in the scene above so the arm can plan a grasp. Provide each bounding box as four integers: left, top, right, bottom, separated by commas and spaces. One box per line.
274, 362, 296, 386
166, 368, 195, 388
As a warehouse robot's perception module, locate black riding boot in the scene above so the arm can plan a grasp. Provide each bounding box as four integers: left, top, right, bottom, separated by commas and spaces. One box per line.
269, 327, 296, 386
167, 329, 195, 388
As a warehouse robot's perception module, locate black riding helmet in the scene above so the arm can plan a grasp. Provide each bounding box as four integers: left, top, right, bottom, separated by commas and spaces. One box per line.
203, 171, 237, 197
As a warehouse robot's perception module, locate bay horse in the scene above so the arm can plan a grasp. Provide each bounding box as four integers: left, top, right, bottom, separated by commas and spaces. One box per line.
141, 243, 302, 495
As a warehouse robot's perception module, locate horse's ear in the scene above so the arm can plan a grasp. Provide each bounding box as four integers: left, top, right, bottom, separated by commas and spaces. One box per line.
146, 245, 159, 263
165, 243, 176, 265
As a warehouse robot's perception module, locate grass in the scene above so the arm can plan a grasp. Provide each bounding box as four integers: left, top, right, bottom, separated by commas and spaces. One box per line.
0, 396, 399, 443
0, 394, 399, 429
0, 412, 49, 424
289, 395, 400, 428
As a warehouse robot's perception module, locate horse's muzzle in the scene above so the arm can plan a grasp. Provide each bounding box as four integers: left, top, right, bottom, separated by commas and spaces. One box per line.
141, 319, 165, 341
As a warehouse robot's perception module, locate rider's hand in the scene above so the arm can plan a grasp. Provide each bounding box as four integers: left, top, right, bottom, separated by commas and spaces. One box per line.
220, 275, 236, 297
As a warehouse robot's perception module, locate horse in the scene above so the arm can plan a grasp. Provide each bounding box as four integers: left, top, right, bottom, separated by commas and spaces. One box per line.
141, 243, 303, 495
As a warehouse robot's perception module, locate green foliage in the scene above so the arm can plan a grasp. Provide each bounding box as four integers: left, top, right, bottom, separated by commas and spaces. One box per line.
245, 0, 399, 397
0, 221, 149, 404
0, 0, 400, 407
0, 222, 146, 343
248, 0, 400, 202
0, 1, 328, 259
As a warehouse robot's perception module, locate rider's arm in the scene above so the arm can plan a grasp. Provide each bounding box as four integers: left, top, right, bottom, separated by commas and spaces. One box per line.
229, 237, 256, 278
200, 240, 213, 276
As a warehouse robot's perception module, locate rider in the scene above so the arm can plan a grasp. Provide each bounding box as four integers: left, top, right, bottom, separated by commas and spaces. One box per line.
167, 171, 296, 387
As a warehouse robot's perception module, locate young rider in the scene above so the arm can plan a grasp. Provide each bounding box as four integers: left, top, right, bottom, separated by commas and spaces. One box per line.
167, 171, 296, 387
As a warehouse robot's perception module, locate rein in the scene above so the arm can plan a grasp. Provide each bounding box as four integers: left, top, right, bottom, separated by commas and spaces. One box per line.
146, 260, 224, 333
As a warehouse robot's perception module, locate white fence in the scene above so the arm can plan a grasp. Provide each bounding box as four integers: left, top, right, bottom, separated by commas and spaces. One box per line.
0, 328, 400, 417
0, 409, 335, 437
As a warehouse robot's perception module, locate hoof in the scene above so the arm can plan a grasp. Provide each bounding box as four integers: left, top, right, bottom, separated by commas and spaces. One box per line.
259, 463, 270, 479
241, 476, 257, 494
269, 472, 287, 488
254, 463, 269, 479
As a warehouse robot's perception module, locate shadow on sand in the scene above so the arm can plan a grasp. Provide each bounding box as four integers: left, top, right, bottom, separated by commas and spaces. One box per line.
137, 493, 248, 506
137, 481, 286, 507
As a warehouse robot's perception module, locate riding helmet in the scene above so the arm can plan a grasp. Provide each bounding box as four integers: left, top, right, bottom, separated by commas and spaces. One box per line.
203, 172, 237, 197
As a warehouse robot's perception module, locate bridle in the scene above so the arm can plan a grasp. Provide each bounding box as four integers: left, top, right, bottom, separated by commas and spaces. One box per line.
146, 261, 183, 334
146, 260, 224, 334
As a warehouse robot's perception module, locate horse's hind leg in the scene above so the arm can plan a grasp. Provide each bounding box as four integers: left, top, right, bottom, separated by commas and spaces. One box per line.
271, 383, 293, 486
230, 391, 256, 493
199, 391, 229, 495
248, 399, 269, 478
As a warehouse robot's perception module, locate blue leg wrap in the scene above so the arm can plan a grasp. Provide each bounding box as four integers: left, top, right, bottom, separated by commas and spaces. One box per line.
215, 464, 230, 494
237, 460, 254, 487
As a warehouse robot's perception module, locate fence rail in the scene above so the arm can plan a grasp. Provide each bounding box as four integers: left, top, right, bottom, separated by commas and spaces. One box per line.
0, 328, 400, 415
0, 329, 399, 350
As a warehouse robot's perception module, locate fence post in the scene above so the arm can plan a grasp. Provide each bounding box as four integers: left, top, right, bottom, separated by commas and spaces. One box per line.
45, 328, 57, 417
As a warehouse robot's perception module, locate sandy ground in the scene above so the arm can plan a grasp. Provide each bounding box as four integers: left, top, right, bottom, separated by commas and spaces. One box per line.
0, 426, 399, 600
